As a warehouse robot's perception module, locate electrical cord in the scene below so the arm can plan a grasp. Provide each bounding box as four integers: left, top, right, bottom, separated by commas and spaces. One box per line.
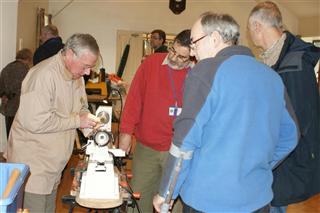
108, 87, 123, 143
109, 151, 141, 213
121, 185, 141, 213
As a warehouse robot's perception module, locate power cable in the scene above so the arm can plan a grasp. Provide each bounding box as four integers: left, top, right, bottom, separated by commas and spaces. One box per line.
52, 0, 75, 18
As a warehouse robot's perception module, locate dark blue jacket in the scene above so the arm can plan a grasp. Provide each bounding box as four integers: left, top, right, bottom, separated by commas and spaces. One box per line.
271, 31, 320, 206
33, 37, 64, 65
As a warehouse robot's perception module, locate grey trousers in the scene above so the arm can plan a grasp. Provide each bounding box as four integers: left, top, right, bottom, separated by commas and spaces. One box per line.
23, 189, 57, 213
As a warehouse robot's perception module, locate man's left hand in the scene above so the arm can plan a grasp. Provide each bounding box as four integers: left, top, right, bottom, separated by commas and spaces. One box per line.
153, 194, 165, 212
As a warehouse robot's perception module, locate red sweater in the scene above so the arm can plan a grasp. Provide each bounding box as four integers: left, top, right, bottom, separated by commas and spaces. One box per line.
120, 53, 189, 151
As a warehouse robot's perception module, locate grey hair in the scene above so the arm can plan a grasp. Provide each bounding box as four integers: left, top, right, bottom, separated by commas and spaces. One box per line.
16, 48, 33, 61
200, 12, 240, 45
249, 1, 283, 30
63, 33, 100, 57
42, 25, 59, 36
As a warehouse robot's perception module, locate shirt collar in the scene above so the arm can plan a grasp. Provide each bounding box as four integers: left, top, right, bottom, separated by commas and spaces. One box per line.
260, 33, 286, 66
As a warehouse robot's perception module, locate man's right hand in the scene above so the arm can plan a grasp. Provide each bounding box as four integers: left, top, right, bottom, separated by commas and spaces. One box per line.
79, 112, 100, 129
119, 133, 132, 154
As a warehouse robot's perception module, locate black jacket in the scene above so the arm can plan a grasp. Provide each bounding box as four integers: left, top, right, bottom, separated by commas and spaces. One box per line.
271, 31, 320, 206
154, 45, 168, 53
33, 37, 64, 65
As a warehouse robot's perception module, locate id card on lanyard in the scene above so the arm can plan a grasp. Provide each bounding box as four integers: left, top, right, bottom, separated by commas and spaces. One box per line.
167, 66, 189, 118
169, 103, 182, 117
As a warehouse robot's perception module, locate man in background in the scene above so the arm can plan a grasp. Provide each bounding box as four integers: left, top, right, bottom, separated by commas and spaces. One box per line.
5, 34, 100, 213
0, 48, 33, 137
248, 2, 320, 212
33, 24, 64, 65
150, 29, 168, 53
119, 30, 192, 212
154, 12, 298, 213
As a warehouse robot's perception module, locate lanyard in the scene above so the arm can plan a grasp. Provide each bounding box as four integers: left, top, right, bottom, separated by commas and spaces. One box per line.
167, 66, 189, 107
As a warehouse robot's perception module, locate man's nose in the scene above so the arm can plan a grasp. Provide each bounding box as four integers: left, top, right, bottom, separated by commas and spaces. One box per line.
84, 68, 91, 75
190, 48, 196, 57
171, 54, 179, 62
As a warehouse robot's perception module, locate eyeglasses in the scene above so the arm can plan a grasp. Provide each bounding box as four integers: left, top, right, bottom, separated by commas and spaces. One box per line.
168, 46, 190, 62
72, 50, 96, 70
190, 34, 208, 48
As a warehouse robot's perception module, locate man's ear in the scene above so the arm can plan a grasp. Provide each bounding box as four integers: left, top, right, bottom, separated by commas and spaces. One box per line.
211, 31, 222, 47
66, 49, 76, 59
64, 49, 76, 65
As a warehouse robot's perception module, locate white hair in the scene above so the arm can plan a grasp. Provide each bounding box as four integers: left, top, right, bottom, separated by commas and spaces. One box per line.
200, 12, 240, 45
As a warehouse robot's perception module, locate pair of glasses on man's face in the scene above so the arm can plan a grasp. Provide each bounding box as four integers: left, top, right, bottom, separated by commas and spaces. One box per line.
190, 34, 208, 49
150, 35, 161, 40
168, 46, 190, 62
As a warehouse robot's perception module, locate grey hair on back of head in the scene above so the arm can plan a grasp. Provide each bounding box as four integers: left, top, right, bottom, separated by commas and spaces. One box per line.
63, 33, 100, 57
42, 25, 59, 36
200, 12, 240, 45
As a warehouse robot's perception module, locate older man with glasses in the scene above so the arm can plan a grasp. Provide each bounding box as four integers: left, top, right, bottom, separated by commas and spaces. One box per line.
153, 12, 298, 213
119, 29, 192, 212
5, 33, 100, 213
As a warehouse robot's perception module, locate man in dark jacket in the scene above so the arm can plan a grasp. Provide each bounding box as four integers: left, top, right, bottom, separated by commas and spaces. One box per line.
248, 1, 320, 213
33, 24, 64, 65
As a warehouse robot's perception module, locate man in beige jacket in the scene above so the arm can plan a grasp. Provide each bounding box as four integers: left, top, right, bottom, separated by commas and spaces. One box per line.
5, 33, 100, 213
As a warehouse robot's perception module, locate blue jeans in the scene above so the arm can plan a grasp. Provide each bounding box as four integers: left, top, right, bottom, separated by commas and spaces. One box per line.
270, 206, 287, 213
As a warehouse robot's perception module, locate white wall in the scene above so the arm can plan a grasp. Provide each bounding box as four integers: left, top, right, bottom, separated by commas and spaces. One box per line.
0, 0, 18, 151
49, 0, 298, 73
1, 1, 18, 68
299, 16, 320, 37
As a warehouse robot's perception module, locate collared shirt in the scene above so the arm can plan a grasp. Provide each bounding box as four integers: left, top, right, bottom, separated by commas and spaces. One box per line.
261, 33, 286, 66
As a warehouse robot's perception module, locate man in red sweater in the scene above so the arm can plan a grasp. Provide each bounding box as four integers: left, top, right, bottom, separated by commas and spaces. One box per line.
119, 29, 192, 212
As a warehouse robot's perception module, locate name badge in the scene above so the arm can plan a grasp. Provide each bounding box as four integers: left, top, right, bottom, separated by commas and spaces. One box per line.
169, 106, 182, 117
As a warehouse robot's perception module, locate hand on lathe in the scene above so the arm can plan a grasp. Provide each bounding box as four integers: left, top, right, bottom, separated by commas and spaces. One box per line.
79, 112, 100, 129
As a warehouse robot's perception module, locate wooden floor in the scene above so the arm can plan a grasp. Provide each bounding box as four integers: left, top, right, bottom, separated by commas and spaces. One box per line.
287, 194, 320, 213
55, 154, 320, 213
56, 154, 89, 213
